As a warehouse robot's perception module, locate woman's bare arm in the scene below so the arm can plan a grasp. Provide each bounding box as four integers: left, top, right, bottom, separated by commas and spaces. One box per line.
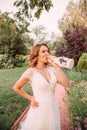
13, 78, 33, 100
47, 55, 69, 88
52, 62, 69, 87
13, 78, 39, 108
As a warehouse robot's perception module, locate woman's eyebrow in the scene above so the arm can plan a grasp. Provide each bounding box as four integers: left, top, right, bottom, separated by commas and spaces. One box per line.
41, 49, 49, 52
42, 48, 49, 51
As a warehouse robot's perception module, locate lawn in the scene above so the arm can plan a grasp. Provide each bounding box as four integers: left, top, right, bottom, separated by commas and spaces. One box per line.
0, 66, 32, 130
0, 66, 87, 130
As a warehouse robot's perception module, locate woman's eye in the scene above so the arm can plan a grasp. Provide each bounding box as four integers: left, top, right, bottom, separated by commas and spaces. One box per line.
41, 50, 49, 53
42, 50, 45, 53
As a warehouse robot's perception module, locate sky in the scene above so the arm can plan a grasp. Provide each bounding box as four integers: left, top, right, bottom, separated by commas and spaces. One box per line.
0, 0, 72, 38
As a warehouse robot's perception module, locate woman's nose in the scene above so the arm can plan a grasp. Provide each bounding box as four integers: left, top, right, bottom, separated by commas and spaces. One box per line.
46, 52, 49, 56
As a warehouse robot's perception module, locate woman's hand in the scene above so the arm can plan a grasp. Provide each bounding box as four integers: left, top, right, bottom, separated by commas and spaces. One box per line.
47, 55, 55, 65
47, 55, 69, 88
65, 87, 70, 93
30, 96, 39, 109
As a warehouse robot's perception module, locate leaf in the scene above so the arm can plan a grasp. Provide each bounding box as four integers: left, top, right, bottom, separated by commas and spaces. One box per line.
14, 0, 23, 7
13, 0, 18, 6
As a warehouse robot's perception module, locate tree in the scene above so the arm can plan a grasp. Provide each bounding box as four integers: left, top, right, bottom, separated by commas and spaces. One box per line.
0, 12, 27, 55
47, 32, 66, 53
31, 25, 48, 43
0, 12, 34, 68
13, 0, 53, 32
55, 26, 87, 65
55, 0, 87, 66
14, 0, 53, 19
58, 0, 87, 32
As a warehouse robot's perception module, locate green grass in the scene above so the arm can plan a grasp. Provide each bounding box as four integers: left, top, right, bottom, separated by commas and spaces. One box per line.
0, 66, 33, 130
0, 66, 87, 130
63, 67, 87, 82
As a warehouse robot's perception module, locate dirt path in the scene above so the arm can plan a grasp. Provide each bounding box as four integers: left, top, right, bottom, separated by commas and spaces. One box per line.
55, 84, 73, 130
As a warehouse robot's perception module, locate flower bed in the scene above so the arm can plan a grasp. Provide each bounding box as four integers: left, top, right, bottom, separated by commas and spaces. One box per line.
68, 80, 87, 130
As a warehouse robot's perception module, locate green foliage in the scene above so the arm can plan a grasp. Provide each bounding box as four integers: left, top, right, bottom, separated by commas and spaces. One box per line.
12, 55, 28, 67
58, 0, 87, 32
63, 67, 87, 82
0, 12, 34, 69
0, 12, 27, 55
0, 54, 28, 69
48, 35, 66, 53
77, 53, 87, 72
13, 0, 53, 32
0, 54, 13, 69
14, 0, 53, 19
68, 83, 87, 129
31, 25, 48, 43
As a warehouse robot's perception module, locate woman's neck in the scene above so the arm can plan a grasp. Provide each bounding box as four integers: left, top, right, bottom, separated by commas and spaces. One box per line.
36, 62, 46, 70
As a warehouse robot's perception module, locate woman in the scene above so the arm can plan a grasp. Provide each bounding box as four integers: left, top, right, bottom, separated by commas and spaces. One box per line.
13, 43, 69, 130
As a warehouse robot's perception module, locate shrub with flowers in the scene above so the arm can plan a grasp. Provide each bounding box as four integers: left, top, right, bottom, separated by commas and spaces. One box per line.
68, 81, 87, 130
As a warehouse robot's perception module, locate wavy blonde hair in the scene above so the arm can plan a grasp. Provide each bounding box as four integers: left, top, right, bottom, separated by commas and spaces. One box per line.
29, 43, 50, 67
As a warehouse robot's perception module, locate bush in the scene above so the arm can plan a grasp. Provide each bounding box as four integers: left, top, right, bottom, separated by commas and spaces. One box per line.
0, 54, 13, 69
77, 53, 87, 72
68, 82, 87, 130
12, 55, 28, 67
55, 26, 87, 65
0, 54, 28, 69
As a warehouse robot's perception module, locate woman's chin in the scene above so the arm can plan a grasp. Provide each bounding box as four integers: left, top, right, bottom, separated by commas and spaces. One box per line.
44, 60, 48, 64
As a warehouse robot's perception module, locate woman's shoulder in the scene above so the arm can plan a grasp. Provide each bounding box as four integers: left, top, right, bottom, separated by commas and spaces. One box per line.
23, 67, 33, 74
26, 67, 33, 72
21, 67, 34, 79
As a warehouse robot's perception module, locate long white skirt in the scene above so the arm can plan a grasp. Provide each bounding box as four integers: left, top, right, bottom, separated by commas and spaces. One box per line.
20, 96, 61, 130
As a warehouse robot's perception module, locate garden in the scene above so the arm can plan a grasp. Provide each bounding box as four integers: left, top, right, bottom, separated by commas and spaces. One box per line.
0, 66, 87, 130
0, 0, 87, 130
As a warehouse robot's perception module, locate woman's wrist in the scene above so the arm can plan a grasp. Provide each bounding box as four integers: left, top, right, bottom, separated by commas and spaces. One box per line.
51, 60, 60, 68
28, 95, 33, 102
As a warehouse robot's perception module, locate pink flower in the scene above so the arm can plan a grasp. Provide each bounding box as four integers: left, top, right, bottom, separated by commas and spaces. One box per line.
84, 124, 87, 128
84, 117, 87, 124
69, 80, 75, 86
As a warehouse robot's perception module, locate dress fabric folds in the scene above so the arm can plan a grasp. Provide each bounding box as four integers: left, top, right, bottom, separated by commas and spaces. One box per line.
19, 67, 61, 130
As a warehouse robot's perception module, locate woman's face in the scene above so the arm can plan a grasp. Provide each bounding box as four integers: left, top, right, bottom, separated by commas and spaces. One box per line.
38, 45, 50, 63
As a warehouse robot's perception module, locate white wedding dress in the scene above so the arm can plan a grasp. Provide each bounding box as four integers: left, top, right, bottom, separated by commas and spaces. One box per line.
19, 67, 61, 130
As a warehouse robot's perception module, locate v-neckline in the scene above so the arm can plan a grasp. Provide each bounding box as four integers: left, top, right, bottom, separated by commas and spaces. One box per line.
35, 68, 51, 84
